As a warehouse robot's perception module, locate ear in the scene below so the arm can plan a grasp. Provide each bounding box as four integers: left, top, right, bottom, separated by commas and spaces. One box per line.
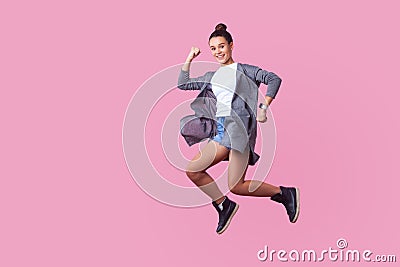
229, 42, 234, 50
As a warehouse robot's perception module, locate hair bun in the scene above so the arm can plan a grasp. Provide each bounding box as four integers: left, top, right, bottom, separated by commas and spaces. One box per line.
215, 23, 227, 31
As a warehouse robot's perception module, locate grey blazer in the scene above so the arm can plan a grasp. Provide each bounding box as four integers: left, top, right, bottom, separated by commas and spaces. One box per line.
177, 63, 282, 165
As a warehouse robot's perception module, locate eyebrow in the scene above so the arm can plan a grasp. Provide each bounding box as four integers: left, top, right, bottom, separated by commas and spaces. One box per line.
210, 42, 226, 47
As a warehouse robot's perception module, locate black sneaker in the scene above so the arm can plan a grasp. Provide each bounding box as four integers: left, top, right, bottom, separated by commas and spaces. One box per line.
271, 186, 300, 223
212, 196, 239, 234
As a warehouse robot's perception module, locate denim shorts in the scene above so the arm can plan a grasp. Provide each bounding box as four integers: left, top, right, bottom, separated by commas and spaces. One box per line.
211, 117, 231, 149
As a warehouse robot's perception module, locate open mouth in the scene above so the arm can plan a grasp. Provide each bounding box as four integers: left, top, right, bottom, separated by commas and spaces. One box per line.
216, 54, 225, 60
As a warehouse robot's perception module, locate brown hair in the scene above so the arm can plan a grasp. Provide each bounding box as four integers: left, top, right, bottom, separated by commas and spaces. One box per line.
209, 23, 233, 44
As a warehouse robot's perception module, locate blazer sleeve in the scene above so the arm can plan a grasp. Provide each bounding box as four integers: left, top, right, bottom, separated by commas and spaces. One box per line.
177, 69, 212, 91
254, 67, 282, 99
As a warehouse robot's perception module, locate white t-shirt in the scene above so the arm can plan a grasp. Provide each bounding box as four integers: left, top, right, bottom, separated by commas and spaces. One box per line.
211, 62, 238, 117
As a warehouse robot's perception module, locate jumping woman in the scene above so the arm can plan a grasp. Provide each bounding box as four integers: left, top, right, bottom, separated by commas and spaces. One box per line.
178, 23, 300, 234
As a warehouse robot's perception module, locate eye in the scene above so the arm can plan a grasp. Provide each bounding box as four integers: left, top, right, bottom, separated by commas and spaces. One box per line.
220, 45, 224, 49
211, 47, 215, 51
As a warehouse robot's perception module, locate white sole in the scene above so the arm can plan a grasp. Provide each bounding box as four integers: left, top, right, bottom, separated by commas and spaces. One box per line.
291, 188, 300, 223
217, 204, 239, 234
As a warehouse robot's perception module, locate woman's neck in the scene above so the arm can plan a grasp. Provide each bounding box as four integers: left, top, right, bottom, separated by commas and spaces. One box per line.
221, 58, 235, 66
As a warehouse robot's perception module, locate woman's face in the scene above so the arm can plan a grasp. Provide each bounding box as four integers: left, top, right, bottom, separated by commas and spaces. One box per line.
209, 36, 234, 65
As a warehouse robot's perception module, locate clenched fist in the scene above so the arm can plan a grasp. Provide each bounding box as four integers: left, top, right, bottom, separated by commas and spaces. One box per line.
186, 47, 201, 62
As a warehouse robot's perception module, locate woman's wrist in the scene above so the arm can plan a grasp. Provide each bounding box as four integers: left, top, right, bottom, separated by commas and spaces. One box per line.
259, 103, 268, 110
185, 57, 193, 63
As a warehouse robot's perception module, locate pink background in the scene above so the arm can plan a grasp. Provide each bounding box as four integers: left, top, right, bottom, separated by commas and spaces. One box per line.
1, 0, 399, 266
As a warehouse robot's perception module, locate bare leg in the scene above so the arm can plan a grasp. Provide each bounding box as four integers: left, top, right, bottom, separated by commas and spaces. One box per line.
186, 141, 230, 203
227, 147, 300, 223
228, 147, 281, 197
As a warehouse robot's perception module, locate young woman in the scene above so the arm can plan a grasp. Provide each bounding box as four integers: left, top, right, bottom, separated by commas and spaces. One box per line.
178, 23, 300, 234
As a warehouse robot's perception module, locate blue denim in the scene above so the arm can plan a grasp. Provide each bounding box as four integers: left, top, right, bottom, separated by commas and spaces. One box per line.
212, 117, 231, 149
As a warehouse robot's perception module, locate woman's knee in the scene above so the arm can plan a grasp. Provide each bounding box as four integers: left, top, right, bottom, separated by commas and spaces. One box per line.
229, 183, 244, 195
186, 170, 202, 182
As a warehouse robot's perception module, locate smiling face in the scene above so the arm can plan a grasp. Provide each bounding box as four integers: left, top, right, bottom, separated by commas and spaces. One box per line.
209, 36, 234, 65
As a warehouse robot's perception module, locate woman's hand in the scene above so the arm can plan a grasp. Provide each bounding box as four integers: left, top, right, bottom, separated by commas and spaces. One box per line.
257, 97, 273, 123
256, 107, 267, 123
186, 47, 201, 62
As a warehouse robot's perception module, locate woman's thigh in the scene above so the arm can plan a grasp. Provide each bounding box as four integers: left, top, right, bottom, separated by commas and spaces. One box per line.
186, 140, 230, 173
227, 147, 250, 188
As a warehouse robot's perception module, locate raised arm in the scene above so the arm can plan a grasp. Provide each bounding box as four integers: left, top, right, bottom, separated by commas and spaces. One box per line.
182, 47, 200, 72
178, 47, 211, 91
